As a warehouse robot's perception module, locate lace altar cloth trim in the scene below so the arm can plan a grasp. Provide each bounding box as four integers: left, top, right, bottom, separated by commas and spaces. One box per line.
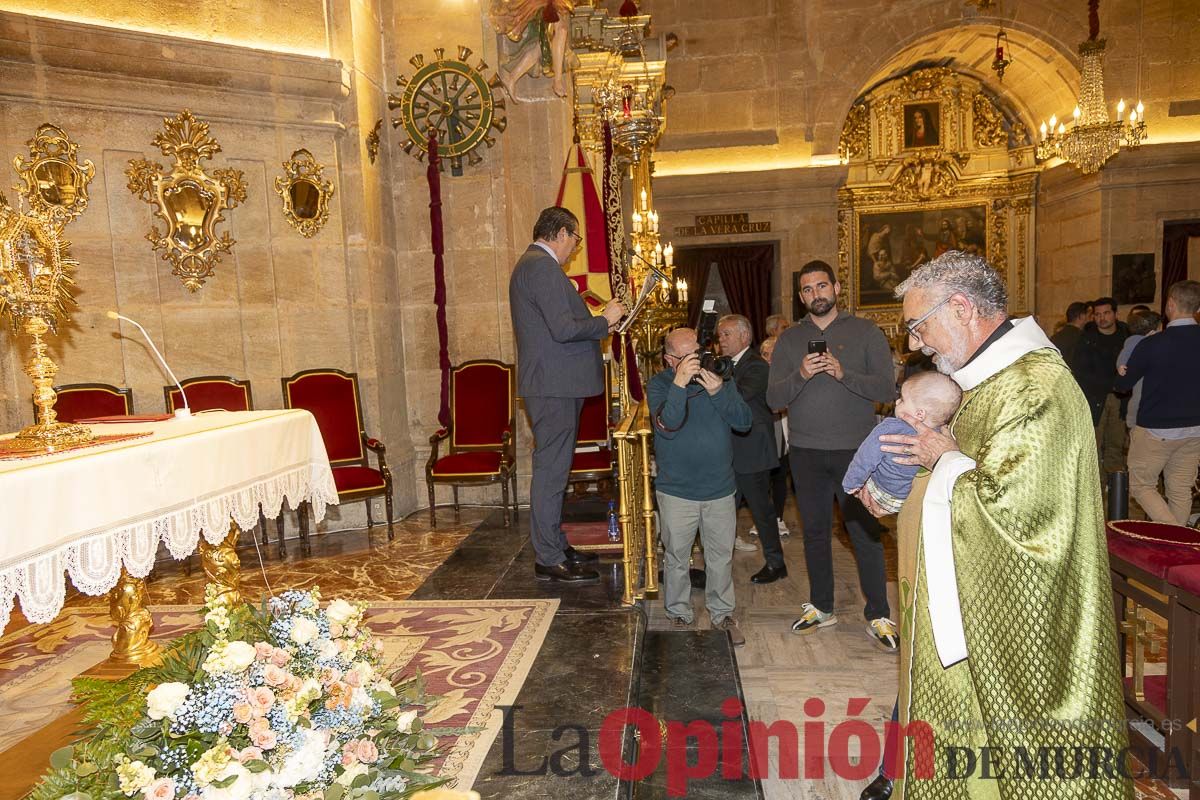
0, 432, 152, 461
0, 462, 338, 630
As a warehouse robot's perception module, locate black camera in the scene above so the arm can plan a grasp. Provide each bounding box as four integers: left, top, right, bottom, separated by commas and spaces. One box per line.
692, 308, 734, 383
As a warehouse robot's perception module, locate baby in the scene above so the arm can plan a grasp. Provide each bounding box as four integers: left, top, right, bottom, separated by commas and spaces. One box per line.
842, 371, 963, 514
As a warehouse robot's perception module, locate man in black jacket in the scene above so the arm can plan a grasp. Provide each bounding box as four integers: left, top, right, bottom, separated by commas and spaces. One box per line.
1071, 296, 1130, 475
1050, 300, 1089, 363
718, 315, 786, 584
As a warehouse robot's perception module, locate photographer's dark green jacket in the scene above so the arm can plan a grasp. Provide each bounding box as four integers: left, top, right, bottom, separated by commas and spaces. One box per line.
647, 370, 752, 501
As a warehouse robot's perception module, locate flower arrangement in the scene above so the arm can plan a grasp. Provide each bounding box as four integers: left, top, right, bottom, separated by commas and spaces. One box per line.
31, 587, 448, 800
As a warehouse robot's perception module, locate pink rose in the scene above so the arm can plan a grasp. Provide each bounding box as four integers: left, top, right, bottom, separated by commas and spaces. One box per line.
236, 747, 263, 763
249, 717, 271, 737
341, 750, 358, 767
343, 670, 362, 688
184, 795, 200, 800
142, 778, 176, 800
249, 686, 275, 713
232, 702, 255, 724
287, 675, 304, 692
270, 648, 292, 667
262, 664, 288, 687
254, 642, 273, 660
250, 726, 278, 750
356, 740, 379, 764
330, 622, 344, 639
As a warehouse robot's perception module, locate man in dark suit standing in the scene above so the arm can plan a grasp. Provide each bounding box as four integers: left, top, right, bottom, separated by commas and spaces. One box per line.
718, 315, 786, 584
509, 206, 625, 583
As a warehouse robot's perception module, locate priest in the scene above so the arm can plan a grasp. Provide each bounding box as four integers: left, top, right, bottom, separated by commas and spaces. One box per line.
857, 251, 1131, 800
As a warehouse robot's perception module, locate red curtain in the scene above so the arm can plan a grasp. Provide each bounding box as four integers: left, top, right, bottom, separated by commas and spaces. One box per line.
674, 244, 775, 341
1162, 221, 1200, 316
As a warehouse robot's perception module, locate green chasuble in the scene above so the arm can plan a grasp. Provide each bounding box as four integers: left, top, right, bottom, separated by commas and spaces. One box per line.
895, 328, 1132, 799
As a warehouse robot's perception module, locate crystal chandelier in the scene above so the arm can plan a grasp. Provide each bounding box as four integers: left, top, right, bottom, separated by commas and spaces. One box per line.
1035, 1, 1146, 174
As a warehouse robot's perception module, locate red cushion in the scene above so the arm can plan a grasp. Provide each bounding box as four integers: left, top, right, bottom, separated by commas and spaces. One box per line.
171, 380, 250, 413
55, 387, 130, 422
332, 465, 386, 494
576, 392, 609, 444
1123, 675, 1167, 714
1167, 564, 1200, 598
1106, 521, 1200, 579
571, 448, 613, 472
431, 451, 503, 477
451, 363, 512, 448
285, 372, 363, 463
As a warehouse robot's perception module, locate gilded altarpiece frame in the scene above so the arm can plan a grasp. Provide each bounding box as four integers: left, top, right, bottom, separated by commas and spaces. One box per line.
837, 68, 1037, 330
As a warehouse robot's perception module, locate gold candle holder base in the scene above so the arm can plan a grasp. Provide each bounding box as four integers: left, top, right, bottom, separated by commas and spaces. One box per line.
0, 315, 94, 456
109, 568, 162, 666
200, 523, 243, 611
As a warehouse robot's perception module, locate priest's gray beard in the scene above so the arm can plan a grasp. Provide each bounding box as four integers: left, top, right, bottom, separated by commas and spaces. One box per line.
922, 340, 970, 375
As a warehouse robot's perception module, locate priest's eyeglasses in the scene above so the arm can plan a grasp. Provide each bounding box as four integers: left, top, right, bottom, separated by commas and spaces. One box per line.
905, 295, 953, 342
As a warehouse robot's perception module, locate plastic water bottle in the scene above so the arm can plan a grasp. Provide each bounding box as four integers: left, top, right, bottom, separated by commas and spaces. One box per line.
607, 500, 620, 542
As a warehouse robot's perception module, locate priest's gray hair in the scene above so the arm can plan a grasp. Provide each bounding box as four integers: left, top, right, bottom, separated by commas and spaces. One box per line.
895, 250, 1008, 319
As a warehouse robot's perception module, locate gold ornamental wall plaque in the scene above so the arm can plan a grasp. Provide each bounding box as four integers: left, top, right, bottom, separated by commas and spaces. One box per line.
12, 123, 95, 227
274, 149, 334, 238
125, 110, 247, 292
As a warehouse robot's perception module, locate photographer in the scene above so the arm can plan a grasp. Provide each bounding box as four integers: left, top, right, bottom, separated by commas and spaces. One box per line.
766, 260, 898, 652
649, 327, 752, 646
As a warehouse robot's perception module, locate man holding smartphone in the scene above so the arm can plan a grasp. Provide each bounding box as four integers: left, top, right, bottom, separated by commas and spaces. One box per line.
766, 260, 899, 651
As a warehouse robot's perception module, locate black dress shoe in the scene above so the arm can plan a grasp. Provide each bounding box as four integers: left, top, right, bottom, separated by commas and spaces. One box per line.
750, 564, 788, 584
859, 775, 893, 800
563, 545, 599, 565
534, 562, 600, 583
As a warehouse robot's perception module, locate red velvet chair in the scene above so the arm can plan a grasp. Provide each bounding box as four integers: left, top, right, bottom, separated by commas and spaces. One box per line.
281, 369, 393, 554
164, 375, 253, 414
426, 360, 516, 527
568, 367, 615, 497
47, 383, 133, 422
1106, 520, 1200, 788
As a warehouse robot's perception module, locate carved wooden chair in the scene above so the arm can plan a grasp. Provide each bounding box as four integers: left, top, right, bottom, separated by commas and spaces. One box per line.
281, 369, 393, 556
426, 359, 516, 527
164, 375, 253, 414
568, 366, 616, 498
48, 383, 133, 422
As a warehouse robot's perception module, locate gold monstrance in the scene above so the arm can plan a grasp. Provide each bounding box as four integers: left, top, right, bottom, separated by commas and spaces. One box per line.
0, 205, 92, 455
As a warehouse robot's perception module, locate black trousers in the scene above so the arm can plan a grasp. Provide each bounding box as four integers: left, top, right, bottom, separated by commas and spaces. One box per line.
770, 450, 792, 520
789, 446, 890, 620
525, 396, 584, 567
735, 470, 784, 568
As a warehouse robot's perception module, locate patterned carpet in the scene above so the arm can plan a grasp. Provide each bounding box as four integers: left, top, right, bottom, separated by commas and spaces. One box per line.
0, 598, 558, 793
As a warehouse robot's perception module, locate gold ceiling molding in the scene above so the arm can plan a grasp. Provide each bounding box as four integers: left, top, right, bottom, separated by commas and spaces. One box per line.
274, 149, 334, 238
836, 67, 1038, 329
125, 110, 246, 292
12, 124, 95, 227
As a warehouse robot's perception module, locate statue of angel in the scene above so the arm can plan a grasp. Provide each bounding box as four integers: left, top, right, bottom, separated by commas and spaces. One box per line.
489, 0, 574, 100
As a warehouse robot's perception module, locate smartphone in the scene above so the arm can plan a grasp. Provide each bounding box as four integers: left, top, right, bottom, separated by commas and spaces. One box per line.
808, 340, 827, 355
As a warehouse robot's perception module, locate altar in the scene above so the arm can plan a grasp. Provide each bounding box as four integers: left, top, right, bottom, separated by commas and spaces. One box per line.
0, 409, 339, 662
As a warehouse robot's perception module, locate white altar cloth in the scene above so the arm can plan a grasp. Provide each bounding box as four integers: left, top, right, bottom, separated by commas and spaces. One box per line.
0, 410, 339, 629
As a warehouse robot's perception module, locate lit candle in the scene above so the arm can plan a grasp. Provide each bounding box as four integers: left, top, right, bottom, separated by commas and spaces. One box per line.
1072, 105, 1081, 122
1049, 114, 1057, 129
634, 242, 642, 256
654, 242, 663, 265
632, 211, 642, 234
1040, 121, 1048, 138
1136, 101, 1144, 115
664, 243, 674, 268
1128, 109, 1137, 123
1116, 99, 1125, 120
649, 211, 659, 234
681, 280, 688, 303
1057, 123, 1065, 135
640, 188, 647, 211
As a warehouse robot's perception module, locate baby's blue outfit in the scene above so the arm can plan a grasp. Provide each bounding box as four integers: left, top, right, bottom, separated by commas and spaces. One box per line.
842, 417, 922, 513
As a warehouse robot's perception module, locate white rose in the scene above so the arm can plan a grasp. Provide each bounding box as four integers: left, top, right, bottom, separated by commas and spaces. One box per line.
290, 618, 319, 645
318, 639, 339, 660
200, 762, 254, 800
326, 599, 357, 626
396, 709, 418, 733
335, 762, 368, 787
223, 641, 257, 672
145, 682, 190, 721
351, 661, 375, 684
274, 728, 327, 788
371, 679, 396, 698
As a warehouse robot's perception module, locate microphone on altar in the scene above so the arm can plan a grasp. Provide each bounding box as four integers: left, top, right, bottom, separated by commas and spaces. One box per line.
105, 310, 191, 419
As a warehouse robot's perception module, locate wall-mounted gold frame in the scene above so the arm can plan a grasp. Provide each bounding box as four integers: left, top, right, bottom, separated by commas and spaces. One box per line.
12, 124, 95, 227
125, 110, 247, 292
836, 68, 1037, 329
274, 149, 334, 238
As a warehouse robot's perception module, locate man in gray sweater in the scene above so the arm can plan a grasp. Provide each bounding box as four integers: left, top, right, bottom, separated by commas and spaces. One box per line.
766, 260, 899, 652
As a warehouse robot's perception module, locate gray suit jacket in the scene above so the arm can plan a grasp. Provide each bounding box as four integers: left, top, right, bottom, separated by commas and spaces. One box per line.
730, 348, 779, 474
509, 244, 609, 398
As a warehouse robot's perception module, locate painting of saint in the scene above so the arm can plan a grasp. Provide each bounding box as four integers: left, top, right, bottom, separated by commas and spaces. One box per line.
904, 104, 940, 148
857, 205, 987, 307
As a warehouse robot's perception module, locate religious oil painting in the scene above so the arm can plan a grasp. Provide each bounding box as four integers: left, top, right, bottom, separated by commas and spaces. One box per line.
857, 205, 987, 308
903, 102, 940, 148
1111, 253, 1156, 305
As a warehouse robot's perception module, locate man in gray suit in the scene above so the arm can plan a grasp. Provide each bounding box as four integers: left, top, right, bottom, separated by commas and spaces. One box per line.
509, 206, 625, 583
718, 315, 787, 585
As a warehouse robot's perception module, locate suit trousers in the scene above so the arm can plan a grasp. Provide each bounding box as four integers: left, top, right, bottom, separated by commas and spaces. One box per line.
770, 451, 792, 520
525, 395, 584, 567
789, 446, 890, 621
735, 470, 784, 568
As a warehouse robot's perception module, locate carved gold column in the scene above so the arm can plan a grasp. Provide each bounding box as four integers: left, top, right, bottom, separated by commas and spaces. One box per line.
200, 521, 243, 611
109, 568, 161, 666
637, 407, 658, 594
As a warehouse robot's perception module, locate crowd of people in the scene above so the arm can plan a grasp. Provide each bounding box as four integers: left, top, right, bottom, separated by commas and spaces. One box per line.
512, 206, 1198, 799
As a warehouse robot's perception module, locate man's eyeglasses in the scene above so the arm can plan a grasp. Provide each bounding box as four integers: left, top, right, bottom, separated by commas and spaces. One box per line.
567, 231, 583, 246
905, 295, 952, 341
